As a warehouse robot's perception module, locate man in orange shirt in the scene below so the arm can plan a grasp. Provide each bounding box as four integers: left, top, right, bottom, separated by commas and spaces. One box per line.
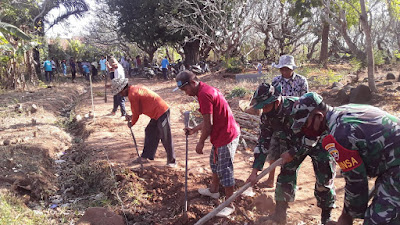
111, 78, 176, 167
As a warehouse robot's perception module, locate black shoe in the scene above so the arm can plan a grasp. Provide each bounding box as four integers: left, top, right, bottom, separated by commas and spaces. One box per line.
321, 208, 333, 225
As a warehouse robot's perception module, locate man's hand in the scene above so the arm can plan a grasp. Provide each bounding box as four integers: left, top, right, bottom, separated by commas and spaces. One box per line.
125, 115, 132, 121
127, 121, 133, 128
246, 170, 259, 186
280, 152, 294, 164
183, 127, 197, 135
195, 142, 204, 154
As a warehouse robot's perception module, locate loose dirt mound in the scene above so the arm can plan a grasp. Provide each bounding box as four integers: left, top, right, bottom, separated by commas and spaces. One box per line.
104, 165, 316, 225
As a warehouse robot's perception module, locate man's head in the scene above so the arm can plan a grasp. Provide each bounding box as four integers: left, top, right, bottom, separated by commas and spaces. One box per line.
174, 70, 198, 96
111, 78, 129, 96
291, 92, 328, 137
250, 83, 282, 115
272, 55, 297, 79
109, 57, 118, 69
101, 55, 105, 59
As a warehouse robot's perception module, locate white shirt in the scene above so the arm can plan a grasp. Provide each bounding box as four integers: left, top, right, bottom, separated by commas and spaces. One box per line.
113, 63, 125, 79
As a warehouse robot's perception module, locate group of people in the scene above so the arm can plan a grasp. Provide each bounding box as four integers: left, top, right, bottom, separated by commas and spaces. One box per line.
43, 55, 114, 83
109, 54, 399, 225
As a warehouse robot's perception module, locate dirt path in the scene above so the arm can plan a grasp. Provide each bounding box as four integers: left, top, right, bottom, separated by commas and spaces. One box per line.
3, 70, 390, 224
73, 75, 371, 225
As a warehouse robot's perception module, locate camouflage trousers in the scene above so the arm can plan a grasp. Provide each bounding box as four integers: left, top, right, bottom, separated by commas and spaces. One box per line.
275, 144, 336, 210
364, 166, 400, 225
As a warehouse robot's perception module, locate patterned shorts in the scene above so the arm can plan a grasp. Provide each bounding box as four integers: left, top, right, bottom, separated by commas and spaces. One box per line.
210, 135, 240, 187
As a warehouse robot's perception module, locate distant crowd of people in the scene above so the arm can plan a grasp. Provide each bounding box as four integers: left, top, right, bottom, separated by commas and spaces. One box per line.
41, 54, 158, 83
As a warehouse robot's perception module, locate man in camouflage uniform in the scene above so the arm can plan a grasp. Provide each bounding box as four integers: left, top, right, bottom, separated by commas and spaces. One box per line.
291, 92, 400, 225
246, 83, 336, 224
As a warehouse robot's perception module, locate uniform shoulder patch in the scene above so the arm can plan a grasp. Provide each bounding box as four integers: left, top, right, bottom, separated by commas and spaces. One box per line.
322, 134, 363, 172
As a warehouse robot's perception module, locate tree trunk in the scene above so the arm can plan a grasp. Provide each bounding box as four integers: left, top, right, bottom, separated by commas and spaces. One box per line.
183, 40, 200, 66
319, 22, 330, 67
307, 37, 321, 60
33, 47, 42, 80
147, 49, 156, 63
360, 0, 377, 92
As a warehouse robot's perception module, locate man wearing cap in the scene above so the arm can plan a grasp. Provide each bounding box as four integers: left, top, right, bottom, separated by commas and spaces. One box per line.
271, 55, 308, 96
291, 92, 400, 225
111, 78, 176, 167
246, 84, 336, 225
107, 57, 127, 117
175, 70, 240, 217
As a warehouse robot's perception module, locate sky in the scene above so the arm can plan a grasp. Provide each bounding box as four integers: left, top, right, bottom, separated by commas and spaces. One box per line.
45, 0, 96, 38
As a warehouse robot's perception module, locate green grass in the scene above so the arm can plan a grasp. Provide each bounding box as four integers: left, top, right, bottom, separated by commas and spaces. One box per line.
227, 86, 251, 99
0, 192, 49, 225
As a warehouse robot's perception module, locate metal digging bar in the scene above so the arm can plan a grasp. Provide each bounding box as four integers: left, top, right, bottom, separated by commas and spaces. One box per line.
194, 158, 284, 225
183, 111, 191, 218
129, 127, 143, 171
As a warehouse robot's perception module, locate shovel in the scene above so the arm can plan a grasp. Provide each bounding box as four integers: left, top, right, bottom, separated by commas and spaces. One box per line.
182, 111, 191, 221
129, 127, 143, 171
194, 158, 284, 225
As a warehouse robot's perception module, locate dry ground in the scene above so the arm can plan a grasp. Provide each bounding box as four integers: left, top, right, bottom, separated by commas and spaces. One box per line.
1, 65, 400, 224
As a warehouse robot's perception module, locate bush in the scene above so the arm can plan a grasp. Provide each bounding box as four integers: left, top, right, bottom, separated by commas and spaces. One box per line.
349, 57, 363, 72
374, 50, 385, 66
223, 57, 244, 74
227, 86, 250, 99
226, 67, 243, 73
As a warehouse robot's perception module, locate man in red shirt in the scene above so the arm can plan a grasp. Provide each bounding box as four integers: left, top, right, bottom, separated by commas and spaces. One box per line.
111, 78, 176, 167
174, 70, 240, 217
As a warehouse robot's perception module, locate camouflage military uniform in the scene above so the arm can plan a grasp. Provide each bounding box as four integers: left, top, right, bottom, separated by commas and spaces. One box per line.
324, 104, 400, 224
253, 96, 336, 210
292, 92, 400, 224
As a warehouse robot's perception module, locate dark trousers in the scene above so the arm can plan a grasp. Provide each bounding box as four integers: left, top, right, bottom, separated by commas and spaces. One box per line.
45, 71, 52, 82
141, 109, 175, 163
71, 69, 76, 81
112, 94, 126, 116
162, 68, 168, 79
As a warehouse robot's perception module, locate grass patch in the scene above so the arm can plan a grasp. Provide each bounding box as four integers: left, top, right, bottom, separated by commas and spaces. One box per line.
66, 159, 115, 196
95, 92, 104, 97
227, 86, 251, 99
0, 191, 49, 225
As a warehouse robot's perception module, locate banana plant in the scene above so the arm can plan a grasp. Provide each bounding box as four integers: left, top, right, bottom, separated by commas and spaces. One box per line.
0, 21, 34, 53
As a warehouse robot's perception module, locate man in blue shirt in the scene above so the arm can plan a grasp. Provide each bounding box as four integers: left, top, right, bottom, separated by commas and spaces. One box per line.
82, 63, 90, 80
99, 55, 107, 78
43, 59, 52, 82
161, 56, 169, 80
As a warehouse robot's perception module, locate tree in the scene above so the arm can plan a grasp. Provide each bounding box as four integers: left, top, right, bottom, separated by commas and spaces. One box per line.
359, 0, 377, 92
0, 0, 89, 88
251, 0, 311, 62
0, 22, 36, 89
168, 0, 255, 60
320, 0, 378, 91
106, 0, 181, 62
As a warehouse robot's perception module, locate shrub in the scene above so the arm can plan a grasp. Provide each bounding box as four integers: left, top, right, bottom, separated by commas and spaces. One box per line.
227, 86, 250, 99
374, 50, 385, 66
349, 57, 363, 72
